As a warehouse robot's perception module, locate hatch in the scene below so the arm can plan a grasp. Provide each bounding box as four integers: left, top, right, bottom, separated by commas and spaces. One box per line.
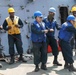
59, 6, 68, 24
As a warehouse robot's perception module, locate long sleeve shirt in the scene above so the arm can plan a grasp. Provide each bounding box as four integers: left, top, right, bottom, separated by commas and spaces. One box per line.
3, 18, 23, 31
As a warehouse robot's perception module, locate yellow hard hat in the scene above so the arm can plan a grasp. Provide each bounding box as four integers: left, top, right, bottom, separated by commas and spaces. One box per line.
8, 7, 15, 13
71, 7, 76, 12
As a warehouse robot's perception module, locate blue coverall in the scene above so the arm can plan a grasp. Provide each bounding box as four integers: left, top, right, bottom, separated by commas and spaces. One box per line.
58, 21, 76, 64
31, 20, 47, 65
43, 18, 61, 57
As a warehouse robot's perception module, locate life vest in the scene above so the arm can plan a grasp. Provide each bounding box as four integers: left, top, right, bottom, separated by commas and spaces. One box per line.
43, 18, 56, 37
31, 21, 46, 42
58, 22, 73, 42
6, 16, 20, 34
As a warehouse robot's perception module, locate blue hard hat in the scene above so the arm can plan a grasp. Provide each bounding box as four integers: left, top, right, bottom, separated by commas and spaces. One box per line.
67, 15, 75, 21
49, 7, 56, 14
34, 11, 43, 17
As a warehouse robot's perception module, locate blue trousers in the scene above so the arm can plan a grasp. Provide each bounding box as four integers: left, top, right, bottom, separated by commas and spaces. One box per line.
47, 36, 59, 56
8, 34, 23, 55
32, 42, 47, 65
59, 39, 74, 64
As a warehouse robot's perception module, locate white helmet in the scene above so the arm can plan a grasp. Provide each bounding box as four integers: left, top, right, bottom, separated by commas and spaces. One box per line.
49, 7, 56, 14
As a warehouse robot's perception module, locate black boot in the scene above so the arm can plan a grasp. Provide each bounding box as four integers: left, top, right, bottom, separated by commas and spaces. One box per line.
64, 62, 69, 69
68, 64, 76, 72
41, 63, 47, 70
34, 65, 39, 72
53, 56, 62, 66
18, 54, 27, 62
9, 55, 14, 64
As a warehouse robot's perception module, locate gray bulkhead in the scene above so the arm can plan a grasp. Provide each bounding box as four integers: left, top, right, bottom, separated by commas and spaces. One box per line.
0, 0, 75, 55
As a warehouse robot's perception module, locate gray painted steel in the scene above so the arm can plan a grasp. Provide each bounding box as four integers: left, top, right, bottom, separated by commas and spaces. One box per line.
0, 0, 75, 55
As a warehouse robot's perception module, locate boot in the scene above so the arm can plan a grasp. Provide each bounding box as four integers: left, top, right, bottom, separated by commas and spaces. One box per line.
18, 54, 27, 62
53, 56, 62, 66
64, 62, 69, 69
9, 55, 14, 64
34, 65, 39, 72
68, 64, 76, 72
41, 63, 47, 70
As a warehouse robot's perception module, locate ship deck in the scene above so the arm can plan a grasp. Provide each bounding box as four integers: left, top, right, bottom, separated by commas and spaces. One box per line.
0, 52, 76, 75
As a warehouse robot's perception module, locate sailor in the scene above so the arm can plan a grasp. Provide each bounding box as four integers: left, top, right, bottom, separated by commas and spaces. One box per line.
71, 6, 76, 52
71, 6, 76, 28
58, 15, 76, 72
43, 7, 62, 66
31, 11, 53, 72
3, 7, 27, 64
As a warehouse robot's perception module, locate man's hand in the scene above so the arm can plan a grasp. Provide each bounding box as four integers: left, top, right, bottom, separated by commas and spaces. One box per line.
44, 30, 48, 33
7, 26, 11, 30
50, 29, 54, 32
15, 24, 20, 28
